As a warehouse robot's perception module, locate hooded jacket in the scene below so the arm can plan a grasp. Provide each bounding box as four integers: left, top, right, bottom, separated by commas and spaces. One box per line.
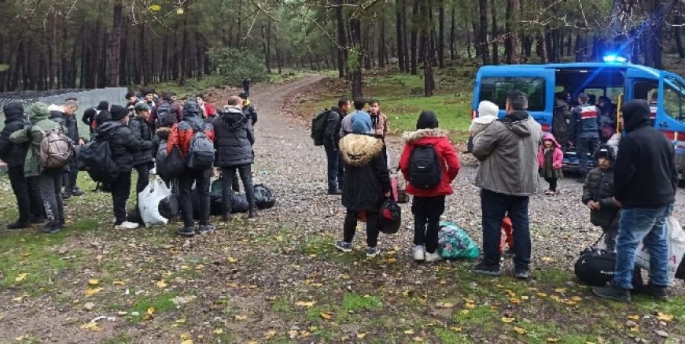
0, 103, 30, 167
167, 101, 215, 160
399, 128, 460, 197
97, 120, 152, 173
537, 133, 564, 169
614, 100, 677, 209
339, 133, 390, 211
212, 105, 253, 167
552, 98, 571, 144
10, 103, 67, 177
150, 99, 183, 124
473, 111, 542, 196
128, 114, 154, 166
582, 147, 619, 229
242, 99, 258, 126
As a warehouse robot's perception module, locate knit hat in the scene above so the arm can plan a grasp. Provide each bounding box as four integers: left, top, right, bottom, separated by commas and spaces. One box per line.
477, 100, 499, 119
96, 101, 109, 111
134, 102, 150, 111
594, 145, 615, 163
351, 112, 373, 134
238, 92, 248, 99
416, 111, 439, 130
109, 105, 128, 121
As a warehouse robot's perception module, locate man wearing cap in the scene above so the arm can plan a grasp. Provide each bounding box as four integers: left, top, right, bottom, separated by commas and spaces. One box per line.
592, 100, 678, 303
570, 93, 602, 179
97, 105, 152, 230
129, 102, 155, 196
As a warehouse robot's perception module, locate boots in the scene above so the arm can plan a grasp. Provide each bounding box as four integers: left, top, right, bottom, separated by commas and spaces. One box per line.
248, 208, 257, 219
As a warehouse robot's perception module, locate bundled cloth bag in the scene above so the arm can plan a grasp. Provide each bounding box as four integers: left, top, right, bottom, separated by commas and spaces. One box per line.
438, 222, 480, 259
254, 184, 276, 209
575, 233, 644, 288
636, 216, 685, 284
378, 198, 401, 234
138, 178, 172, 226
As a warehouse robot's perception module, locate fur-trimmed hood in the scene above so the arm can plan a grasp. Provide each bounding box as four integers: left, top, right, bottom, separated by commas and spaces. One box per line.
156, 126, 171, 140
339, 134, 384, 167
402, 128, 449, 143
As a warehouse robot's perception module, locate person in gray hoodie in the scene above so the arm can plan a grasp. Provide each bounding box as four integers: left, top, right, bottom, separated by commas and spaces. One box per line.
472, 91, 542, 279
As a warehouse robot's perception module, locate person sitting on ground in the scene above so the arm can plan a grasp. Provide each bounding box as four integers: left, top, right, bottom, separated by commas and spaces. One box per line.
537, 133, 564, 195
323, 98, 351, 195
129, 102, 155, 196
334, 113, 391, 258
339, 98, 367, 138
582, 145, 620, 252
98, 105, 152, 230
399, 110, 460, 262
238, 92, 258, 126
213, 96, 257, 221
0, 102, 44, 229
167, 100, 216, 237
10, 103, 69, 234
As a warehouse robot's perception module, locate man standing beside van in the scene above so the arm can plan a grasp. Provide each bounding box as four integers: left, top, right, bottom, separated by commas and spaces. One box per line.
570, 93, 601, 179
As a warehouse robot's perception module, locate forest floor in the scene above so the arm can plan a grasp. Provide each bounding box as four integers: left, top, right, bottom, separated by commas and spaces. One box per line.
0, 75, 684, 344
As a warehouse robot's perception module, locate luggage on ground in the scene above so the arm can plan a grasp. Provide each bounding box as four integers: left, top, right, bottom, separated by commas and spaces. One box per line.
138, 177, 172, 226
438, 222, 480, 259
254, 184, 276, 209
378, 198, 402, 234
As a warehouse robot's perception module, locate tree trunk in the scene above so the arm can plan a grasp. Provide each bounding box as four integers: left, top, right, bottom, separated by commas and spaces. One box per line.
490, 0, 499, 65
350, 16, 363, 98
336, 0, 347, 78
504, 0, 521, 63
438, 5, 445, 68
575, 33, 585, 62
450, 5, 456, 60
675, 12, 685, 58
379, 11, 386, 69
420, 2, 435, 96
396, 0, 406, 72
107, 2, 124, 87
478, 0, 490, 65
410, 0, 420, 75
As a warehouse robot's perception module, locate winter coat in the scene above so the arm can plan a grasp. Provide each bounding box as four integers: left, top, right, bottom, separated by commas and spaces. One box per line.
339, 133, 391, 211
97, 121, 152, 173
473, 111, 542, 196
9, 110, 67, 177
201, 103, 216, 118
211, 107, 253, 167
150, 100, 183, 124
0, 103, 30, 168
339, 111, 361, 138
242, 100, 258, 126
49, 108, 80, 143
537, 133, 564, 169
570, 102, 601, 140
128, 116, 154, 166
552, 99, 571, 144
399, 129, 461, 197
167, 115, 215, 159
324, 107, 343, 151
582, 166, 620, 229
370, 112, 388, 138
152, 127, 171, 159
614, 100, 677, 209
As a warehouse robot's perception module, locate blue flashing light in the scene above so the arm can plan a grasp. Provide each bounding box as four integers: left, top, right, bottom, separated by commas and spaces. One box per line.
603, 54, 627, 63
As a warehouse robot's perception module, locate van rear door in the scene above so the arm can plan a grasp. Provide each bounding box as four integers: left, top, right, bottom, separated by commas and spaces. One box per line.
658, 72, 685, 153
474, 67, 555, 132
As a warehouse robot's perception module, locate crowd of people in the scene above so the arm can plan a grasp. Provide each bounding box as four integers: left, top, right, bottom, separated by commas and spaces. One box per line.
0, 85, 259, 237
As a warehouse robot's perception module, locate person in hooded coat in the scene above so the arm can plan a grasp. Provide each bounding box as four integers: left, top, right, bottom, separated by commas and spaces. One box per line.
592, 100, 678, 303
0, 103, 44, 228
472, 91, 542, 279
399, 111, 460, 262
97, 105, 152, 230
213, 96, 256, 221
10, 103, 69, 234
128, 102, 154, 194
334, 113, 391, 258
168, 100, 216, 237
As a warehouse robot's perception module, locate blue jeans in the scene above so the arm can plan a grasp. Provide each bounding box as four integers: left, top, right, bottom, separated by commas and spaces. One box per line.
480, 189, 531, 269
613, 205, 671, 289
325, 147, 344, 191
576, 136, 599, 176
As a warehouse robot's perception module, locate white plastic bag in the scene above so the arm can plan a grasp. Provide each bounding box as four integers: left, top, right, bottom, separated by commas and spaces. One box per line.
138, 177, 172, 227
636, 216, 685, 284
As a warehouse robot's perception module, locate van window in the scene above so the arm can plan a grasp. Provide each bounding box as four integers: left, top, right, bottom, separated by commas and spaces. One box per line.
479, 77, 545, 111
663, 77, 685, 122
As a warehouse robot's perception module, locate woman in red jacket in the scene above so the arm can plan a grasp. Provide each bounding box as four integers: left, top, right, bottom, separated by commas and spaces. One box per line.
399, 111, 461, 262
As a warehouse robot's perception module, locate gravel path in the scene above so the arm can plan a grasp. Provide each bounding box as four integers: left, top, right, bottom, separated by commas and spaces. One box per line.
240, 75, 685, 275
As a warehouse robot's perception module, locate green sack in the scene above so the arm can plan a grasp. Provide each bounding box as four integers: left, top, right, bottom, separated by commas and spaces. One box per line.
438, 221, 480, 260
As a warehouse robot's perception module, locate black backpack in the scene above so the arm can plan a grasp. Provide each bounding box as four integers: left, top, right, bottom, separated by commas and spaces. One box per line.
156, 102, 176, 128
574, 234, 644, 288
378, 198, 402, 234
77, 124, 121, 183
408, 144, 442, 189
310, 109, 331, 146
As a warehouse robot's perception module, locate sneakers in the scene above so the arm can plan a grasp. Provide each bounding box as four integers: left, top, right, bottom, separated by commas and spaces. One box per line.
41, 221, 61, 234
366, 246, 381, 257
7, 221, 30, 230
221, 213, 232, 222
248, 209, 257, 219
30, 216, 46, 224
514, 268, 529, 280
592, 284, 631, 303
472, 262, 501, 276
177, 226, 195, 237
62, 191, 72, 200
198, 224, 215, 235
413, 245, 426, 261
327, 189, 343, 195
72, 188, 84, 197
115, 221, 140, 230
425, 251, 443, 263
334, 241, 353, 253
642, 283, 668, 301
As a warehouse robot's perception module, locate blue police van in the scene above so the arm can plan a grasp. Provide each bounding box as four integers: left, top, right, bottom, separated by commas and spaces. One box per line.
471, 56, 685, 177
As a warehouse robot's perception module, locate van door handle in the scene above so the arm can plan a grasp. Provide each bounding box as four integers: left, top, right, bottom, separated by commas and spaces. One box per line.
659, 121, 669, 128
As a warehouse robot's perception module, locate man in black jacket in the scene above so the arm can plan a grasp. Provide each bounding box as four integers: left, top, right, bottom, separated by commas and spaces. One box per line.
129, 102, 154, 194
49, 99, 83, 199
97, 105, 152, 229
593, 100, 678, 303
238, 92, 258, 126
0, 103, 44, 228
323, 98, 351, 195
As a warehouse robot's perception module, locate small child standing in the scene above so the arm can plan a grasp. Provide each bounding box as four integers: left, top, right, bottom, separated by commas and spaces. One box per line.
582, 145, 620, 251
537, 133, 564, 195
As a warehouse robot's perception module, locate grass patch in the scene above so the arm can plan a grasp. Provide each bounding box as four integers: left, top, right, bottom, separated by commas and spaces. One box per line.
128, 292, 179, 323
434, 328, 471, 343
342, 293, 382, 312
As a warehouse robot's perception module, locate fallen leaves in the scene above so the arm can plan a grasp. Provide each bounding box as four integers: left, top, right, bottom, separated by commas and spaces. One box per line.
156, 280, 168, 289
213, 328, 224, 334
234, 315, 248, 321
657, 312, 674, 322
513, 327, 527, 335
15, 273, 28, 282
180, 332, 193, 344
546, 338, 560, 343
79, 322, 102, 331
227, 257, 238, 263
404, 329, 415, 335
143, 307, 155, 321
436, 302, 454, 309
320, 312, 333, 320
501, 317, 516, 323
295, 301, 317, 308
85, 287, 103, 297
88, 279, 99, 286
357, 333, 367, 339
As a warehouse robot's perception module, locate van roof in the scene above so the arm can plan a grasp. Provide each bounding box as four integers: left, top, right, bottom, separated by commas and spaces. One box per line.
477, 62, 660, 77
